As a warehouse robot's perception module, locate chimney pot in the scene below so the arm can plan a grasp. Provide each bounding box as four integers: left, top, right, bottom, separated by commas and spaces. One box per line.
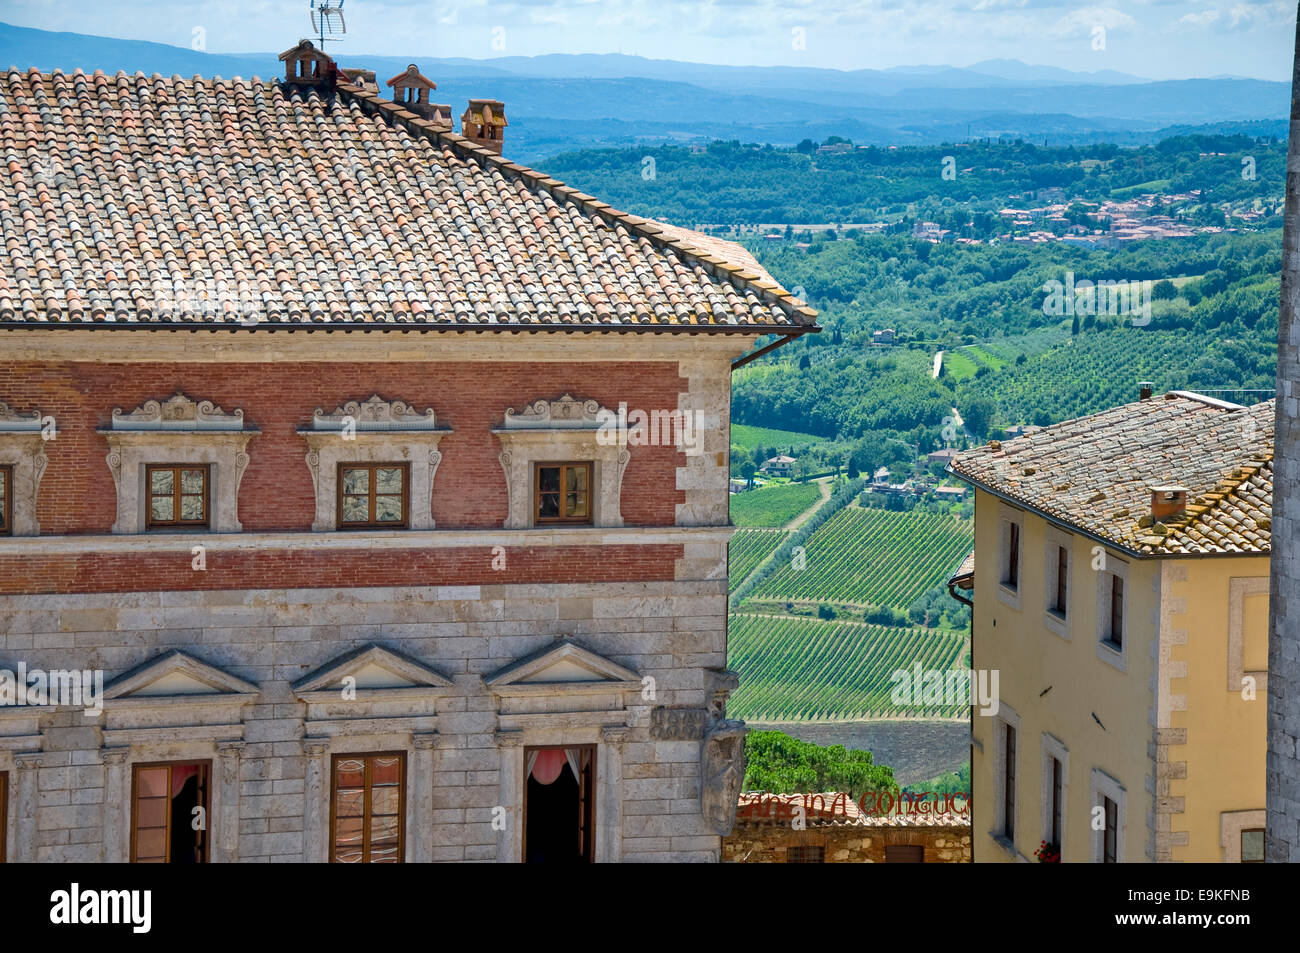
1150, 485, 1189, 521
1138, 381, 1154, 400
278, 39, 336, 86
384, 64, 451, 127
461, 98, 508, 154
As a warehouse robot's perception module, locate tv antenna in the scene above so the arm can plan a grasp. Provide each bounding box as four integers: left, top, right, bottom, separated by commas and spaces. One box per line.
310, 0, 346, 48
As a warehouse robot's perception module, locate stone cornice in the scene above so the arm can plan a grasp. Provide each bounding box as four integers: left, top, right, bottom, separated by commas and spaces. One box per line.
0, 524, 734, 555
0, 329, 759, 363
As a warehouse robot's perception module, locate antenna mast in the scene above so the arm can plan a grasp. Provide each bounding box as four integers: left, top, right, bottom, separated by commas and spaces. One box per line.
310, 0, 347, 49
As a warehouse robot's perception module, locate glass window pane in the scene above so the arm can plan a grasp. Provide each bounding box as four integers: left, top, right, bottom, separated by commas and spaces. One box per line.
375, 495, 402, 522
334, 758, 365, 788
335, 816, 364, 846
151, 496, 175, 522
341, 496, 369, 523
135, 828, 167, 860
150, 469, 174, 494
370, 815, 400, 845
370, 843, 401, 863
371, 757, 402, 785
342, 468, 369, 494
334, 789, 365, 818
136, 797, 167, 828
0, 468, 7, 496
333, 845, 364, 864
180, 470, 203, 494
376, 468, 403, 494
1242, 829, 1265, 862
371, 785, 400, 815
180, 496, 204, 521
136, 767, 170, 797
566, 492, 588, 518
567, 466, 588, 493
538, 467, 560, 492
539, 494, 559, 518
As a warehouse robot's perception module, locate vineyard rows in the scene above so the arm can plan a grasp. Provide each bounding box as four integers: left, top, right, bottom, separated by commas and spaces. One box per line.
730, 481, 822, 528
729, 529, 787, 587
727, 613, 968, 721
748, 507, 973, 608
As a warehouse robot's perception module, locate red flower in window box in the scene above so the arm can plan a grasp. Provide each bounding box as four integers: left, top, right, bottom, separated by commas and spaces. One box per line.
1034, 839, 1061, 863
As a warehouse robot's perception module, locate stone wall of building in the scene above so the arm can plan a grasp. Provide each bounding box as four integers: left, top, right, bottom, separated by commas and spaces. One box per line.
0, 332, 756, 863
723, 822, 972, 863
0, 574, 731, 862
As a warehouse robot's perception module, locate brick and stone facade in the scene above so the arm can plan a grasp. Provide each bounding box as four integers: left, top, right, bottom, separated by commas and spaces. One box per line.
0, 333, 769, 862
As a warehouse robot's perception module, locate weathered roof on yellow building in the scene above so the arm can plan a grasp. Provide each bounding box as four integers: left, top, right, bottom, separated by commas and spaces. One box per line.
950, 392, 1274, 556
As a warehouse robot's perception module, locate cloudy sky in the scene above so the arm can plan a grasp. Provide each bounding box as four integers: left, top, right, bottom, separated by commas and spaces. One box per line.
3, 0, 1294, 80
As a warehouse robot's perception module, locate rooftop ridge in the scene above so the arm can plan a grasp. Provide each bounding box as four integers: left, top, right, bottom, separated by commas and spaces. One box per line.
332, 76, 818, 332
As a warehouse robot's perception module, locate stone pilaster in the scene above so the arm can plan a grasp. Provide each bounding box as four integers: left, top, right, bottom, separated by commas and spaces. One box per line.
13, 752, 43, 863
301, 738, 331, 863
215, 741, 244, 863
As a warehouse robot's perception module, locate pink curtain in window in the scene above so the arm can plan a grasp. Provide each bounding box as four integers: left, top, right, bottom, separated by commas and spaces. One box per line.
527, 748, 588, 785
170, 763, 201, 796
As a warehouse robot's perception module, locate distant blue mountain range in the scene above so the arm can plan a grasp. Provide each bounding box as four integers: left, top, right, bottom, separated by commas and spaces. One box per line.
0, 21, 1287, 163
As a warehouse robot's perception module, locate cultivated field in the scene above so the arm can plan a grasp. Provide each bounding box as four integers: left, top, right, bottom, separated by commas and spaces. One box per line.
747, 507, 973, 608
729, 481, 822, 528
727, 613, 968, 721
728, 528, 787, 586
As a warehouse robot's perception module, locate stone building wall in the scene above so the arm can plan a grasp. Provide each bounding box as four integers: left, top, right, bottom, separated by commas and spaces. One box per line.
723, 822, 972, 863
0, 332, 754, 863
0, 574, 732, 862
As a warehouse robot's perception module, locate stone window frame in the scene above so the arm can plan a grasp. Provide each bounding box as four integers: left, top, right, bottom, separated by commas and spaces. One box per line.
1227, 576, 1269, 694
1219, 809, 1266, 863
292, 643, 455, 864
1042, 526, 1073, 640
492, 394, 630, 530
1095, 552, 1129, 673
990, 700, 1021, 856
327, 750, 408, 864
300, 395, 450, 532
1040, 732, 1069, 860
100, 392, 256, 535
0, 401, 51, 537
995, 503, 1024, 611
129, 758, 214, 863
99, 649, 261, 864
1089, 768, 1126, 863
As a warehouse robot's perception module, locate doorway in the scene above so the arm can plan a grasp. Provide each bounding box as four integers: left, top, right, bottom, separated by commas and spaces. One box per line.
523, 746, 595, 863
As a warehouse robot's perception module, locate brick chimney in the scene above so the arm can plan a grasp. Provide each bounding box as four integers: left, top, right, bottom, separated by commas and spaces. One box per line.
461, 99, 507, 153
386, 64, 453, 129
278, 39, 336, 86
339, 67, 378, 92
1150, 485, 1189, 521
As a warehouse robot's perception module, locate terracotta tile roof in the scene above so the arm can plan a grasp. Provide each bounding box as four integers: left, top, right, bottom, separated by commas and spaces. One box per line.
949, 549, 975, 589
950, 392, 1274, 556
0, 66, 816, 332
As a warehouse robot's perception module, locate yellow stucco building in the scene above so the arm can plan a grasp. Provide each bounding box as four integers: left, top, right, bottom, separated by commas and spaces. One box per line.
949, 390, 1273, 862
